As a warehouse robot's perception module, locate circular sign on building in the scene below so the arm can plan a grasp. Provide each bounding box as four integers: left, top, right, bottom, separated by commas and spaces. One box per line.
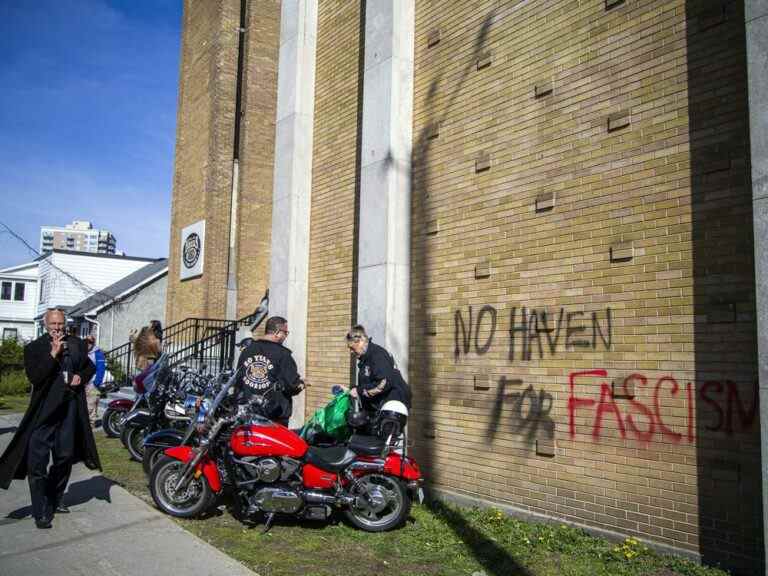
182, 233, 201, 269
179, 220, 205, 280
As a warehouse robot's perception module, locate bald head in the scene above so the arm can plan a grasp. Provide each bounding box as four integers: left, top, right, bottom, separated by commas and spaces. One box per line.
44, 309, 66, 337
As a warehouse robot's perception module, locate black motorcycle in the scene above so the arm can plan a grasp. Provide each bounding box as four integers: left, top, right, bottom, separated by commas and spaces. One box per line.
141, 370, 226, 475
121, 359, 203, 461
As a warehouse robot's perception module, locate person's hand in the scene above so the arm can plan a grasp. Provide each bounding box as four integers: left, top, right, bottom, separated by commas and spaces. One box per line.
70, 375, 82, 388
50, 333, 64, 359
349, 387, 359, 399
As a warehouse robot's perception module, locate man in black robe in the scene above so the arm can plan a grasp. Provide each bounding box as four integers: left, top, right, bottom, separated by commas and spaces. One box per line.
0, 309, 101, 528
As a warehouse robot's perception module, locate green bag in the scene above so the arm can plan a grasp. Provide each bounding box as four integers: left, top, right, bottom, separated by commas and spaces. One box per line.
300, 391, 351, 441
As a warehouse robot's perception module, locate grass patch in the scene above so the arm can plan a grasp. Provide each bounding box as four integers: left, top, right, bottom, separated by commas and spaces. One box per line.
0, 370, 29, 396
95, 434, 730, 576
0, 394, 29, 414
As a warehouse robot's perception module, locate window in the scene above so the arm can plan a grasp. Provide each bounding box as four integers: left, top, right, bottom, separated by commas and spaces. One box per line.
2, 328, 18, 340
14, 283, 25, 301
0, 282, 11, 300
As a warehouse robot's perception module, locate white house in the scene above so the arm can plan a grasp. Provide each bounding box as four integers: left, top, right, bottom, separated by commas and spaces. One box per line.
67, 258, 168, 350
0, 262, 39, 341
36, 250, 158, 333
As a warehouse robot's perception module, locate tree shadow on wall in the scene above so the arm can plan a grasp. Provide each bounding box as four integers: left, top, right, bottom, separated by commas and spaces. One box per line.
687, 1, 763, 574
406, 6, 534, 576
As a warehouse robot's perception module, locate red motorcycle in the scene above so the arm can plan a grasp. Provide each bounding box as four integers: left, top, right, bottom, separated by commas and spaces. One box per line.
149, 374, 423, 532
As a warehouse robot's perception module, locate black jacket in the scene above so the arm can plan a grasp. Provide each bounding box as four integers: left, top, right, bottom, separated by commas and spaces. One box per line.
235, 339, 302, 422
356, 341, 411, 411
0, 334, 100, 489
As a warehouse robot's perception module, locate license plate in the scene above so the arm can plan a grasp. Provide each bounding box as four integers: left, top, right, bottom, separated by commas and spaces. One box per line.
417, 488, 425, 504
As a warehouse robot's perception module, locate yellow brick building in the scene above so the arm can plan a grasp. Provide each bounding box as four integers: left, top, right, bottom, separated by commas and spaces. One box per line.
166, 1, 764, 574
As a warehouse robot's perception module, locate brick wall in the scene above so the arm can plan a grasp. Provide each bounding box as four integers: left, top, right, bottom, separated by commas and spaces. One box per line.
236, 0, 280, 318
304, 0, 363, 412
167, 0, 278, 325
166, 0, 760, 572
409, 0, 759, 573
167, 0, 236, 324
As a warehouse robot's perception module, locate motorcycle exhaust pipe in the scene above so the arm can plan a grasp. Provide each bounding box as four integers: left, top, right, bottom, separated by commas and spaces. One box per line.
302, 491, 356, 507
302, 491, 338, 505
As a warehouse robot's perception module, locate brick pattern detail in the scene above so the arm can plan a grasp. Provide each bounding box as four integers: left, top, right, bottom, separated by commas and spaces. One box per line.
410, 1, 759, 573
236, 0, 280, 318
167, 1, 760, 573
166, 0, 278, 324
167, 0, 238, 324
304, 0, 362, 414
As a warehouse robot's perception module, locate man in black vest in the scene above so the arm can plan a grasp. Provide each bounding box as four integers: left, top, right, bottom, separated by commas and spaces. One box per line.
235, 316, 305, 426
0, 309, 100, 529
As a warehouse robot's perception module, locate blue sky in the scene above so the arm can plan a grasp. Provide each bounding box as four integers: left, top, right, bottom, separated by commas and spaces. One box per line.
0, 0, 182, 268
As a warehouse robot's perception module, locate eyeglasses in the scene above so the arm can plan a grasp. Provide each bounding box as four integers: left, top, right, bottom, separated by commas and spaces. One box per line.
278, 329, 290, 336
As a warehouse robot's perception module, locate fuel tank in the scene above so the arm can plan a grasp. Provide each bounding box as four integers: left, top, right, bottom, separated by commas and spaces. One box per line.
230, 422, 308, 458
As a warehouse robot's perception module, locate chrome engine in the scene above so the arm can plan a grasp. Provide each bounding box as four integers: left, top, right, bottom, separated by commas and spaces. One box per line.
234, 456, 300, 483
235, 457, 306, 514
251, 487, 303, 514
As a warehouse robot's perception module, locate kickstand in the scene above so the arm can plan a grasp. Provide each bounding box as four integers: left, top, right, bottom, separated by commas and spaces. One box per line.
262, 512, 275, 533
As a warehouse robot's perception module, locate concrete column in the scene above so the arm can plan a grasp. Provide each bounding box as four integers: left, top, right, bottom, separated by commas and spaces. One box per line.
746, 1, 768, 572
269, 0, 317, 427
356, 1, 415, 377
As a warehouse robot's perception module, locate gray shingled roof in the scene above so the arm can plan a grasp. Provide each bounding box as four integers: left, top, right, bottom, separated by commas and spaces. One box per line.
67, 258, 168, 318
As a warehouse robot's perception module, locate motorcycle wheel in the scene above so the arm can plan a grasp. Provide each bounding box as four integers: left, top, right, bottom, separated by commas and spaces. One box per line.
142, 446, 166, 476
122, 425, 146, 462
344, 474, 410, 532
150, 456, 212, 518
102, 409, 123, 438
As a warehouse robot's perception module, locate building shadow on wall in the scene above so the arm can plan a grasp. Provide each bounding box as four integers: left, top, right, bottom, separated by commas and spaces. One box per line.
687, 1, 763, 574
407, 6, 532, 576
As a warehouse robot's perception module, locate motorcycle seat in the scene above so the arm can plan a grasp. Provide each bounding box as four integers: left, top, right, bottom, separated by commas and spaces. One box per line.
348, 434, 386, 457
306, 446, 357, 472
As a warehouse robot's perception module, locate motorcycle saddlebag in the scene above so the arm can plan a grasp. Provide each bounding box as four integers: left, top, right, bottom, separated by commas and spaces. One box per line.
348, 434, 386, 456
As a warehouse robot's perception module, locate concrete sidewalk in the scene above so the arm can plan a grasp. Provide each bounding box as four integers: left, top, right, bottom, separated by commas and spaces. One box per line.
0, 413, 257, 576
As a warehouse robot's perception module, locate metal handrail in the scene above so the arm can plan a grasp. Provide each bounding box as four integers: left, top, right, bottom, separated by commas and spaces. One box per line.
104, 292, 268, 388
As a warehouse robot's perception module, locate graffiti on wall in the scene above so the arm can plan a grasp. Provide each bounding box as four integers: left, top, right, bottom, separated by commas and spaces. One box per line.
454, 305, 612, 361
452, 304, 758, 444
487, 376, 554, 440
568, 370, 758, 443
